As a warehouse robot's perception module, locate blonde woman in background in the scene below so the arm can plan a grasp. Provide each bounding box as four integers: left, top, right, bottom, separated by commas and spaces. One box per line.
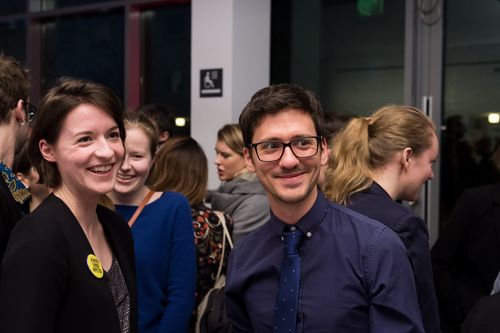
324, 105, 440, 333
206, 124, 269, 242
109, 112, 195, 333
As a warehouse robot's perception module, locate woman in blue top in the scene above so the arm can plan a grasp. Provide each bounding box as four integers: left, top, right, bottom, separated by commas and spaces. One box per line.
110, 112, 196, 333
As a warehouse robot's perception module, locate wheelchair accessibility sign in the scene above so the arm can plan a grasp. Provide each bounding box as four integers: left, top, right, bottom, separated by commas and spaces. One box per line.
200, 68, 223, 97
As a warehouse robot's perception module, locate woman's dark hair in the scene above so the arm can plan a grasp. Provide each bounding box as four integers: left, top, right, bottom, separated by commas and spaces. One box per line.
12, 143, 31, 175
29, 77, 125, 188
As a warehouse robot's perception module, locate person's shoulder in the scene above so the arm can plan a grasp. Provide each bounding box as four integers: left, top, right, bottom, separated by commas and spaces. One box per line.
349, 190, 423, 230
20, 195, 65, 227
329, 202, 386, 230
462, 293, 500, 333
461, 182, 498, 199
8, 196, 67, 246
327, 201, 406, 248
230, 174, 267, 196
97, 205, 128, 231
231, 221, 272, 251
161, 191, 190, 205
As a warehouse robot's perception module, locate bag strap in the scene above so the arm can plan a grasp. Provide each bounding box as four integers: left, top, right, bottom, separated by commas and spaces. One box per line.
128, 190, 154, 228
215, 211, 233, 249
212, 211, 233, 284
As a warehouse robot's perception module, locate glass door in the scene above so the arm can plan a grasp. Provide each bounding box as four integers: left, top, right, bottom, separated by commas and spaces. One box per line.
440, 0, 500, 231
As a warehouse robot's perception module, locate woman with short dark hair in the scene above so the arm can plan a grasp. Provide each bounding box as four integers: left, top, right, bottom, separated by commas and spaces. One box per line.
0, 77, 137, 333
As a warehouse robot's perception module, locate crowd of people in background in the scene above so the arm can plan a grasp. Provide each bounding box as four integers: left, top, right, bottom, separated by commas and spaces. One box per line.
2, 53, 500, 333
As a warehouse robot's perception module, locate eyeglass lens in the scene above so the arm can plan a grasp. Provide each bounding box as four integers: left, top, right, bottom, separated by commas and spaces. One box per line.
255, 137, 319, 162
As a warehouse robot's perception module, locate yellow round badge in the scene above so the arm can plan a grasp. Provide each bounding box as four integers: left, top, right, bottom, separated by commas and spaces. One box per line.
87, 254, 104, 279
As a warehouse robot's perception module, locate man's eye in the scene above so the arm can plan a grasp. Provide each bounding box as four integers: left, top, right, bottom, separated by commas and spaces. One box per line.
261, 142, 281, 150
294, 138, 314, 148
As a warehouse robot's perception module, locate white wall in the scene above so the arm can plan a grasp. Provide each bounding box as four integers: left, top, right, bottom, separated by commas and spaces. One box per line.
191, 0, 270, 189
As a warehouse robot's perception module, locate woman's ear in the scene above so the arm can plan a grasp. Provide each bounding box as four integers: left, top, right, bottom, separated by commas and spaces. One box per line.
39, 139, 56, 162
402, 147, 413, 169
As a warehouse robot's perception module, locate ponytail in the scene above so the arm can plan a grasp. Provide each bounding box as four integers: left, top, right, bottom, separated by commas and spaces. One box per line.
324, 105, 435, 205
324, 117, 373, 204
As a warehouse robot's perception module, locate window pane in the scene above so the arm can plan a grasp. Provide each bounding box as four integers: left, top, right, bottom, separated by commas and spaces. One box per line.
41, 0, 110, 10
0, 21, 26, 64
0, 1, 26, 16
440, 0, 500, 227
271, 0, 405, 117
141, 4, 191, 135
41, 10, 124, 99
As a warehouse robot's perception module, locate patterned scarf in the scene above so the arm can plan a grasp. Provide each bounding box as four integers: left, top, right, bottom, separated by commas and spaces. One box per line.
0, 161, 31, 204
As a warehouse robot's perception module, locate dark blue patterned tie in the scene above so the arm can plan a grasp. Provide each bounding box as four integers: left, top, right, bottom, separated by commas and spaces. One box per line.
273, 226, 304, 333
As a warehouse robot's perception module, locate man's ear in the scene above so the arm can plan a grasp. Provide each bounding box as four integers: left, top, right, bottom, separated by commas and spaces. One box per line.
39, 139, 56, 162
243, 147, 256, 173
401, 147, 413, 169
13, 99, 26, 124
320, 137, 329, 167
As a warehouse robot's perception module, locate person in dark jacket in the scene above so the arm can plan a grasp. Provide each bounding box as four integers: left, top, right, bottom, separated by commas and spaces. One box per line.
432, 145, 500, 333
0, 78, 137, 333
324, 105, 441, 333
0, 54, 32, 261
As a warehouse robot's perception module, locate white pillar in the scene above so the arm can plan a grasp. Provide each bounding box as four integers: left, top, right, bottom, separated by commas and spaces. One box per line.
191, 0, 271, 190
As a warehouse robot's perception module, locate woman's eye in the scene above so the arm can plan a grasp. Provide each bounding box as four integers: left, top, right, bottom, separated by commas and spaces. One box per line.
77, 136, 91, 143
108, 131, 121, 139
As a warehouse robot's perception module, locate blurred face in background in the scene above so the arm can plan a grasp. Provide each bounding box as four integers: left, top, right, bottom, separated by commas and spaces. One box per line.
114, 126, 154, 202
215, 140, 246, 182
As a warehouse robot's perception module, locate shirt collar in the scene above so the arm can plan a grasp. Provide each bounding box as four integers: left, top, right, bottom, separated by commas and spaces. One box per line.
0, 161, 31, 204
367, 181, 393, 200
269, 190, 329, 235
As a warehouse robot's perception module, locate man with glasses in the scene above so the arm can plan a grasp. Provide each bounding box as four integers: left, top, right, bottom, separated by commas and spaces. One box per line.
0, 54, 33, 261
225, 84, 424, 332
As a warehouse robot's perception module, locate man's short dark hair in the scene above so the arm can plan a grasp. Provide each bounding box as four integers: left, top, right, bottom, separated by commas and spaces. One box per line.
0, 54, 30, 124
239, 84, 324, 147
135, 104, 176, 137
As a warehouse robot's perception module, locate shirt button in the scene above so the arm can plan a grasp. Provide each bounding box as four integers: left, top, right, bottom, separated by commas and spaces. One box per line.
290, 226, 296, 231
306, 232, 312, 238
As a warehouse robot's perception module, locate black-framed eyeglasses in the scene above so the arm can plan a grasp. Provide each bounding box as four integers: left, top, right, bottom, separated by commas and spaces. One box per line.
249, 136, 322, 162
23, 101, 36, 123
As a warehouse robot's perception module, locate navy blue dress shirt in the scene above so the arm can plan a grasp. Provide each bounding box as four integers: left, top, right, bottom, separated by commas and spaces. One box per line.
225, 192, 424, 333
348, 182, 440, 333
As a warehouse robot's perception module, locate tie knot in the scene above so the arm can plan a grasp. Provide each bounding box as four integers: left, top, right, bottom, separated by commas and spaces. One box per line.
282, 227, 304, 256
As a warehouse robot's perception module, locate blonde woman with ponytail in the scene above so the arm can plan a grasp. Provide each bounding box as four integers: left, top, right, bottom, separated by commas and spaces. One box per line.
324, 105, 441, 333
